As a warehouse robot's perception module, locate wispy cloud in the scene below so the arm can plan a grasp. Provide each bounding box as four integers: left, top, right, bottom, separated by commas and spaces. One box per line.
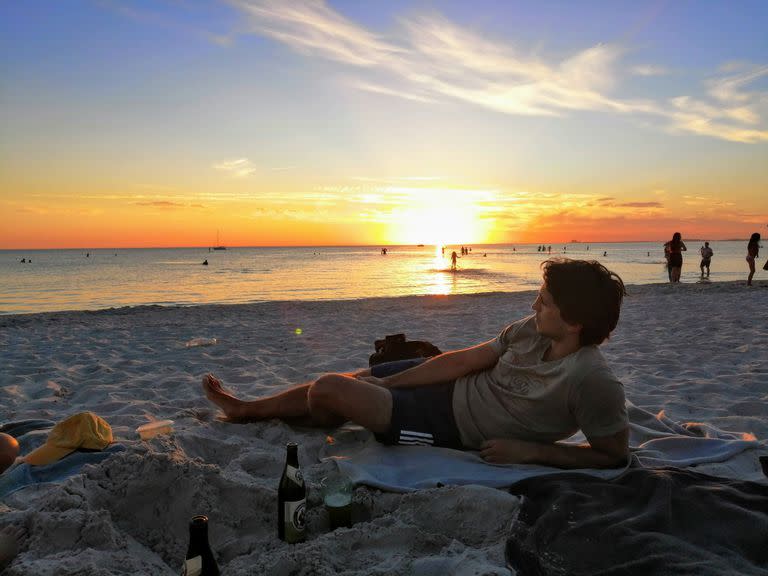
213, 158, 258, 177
660, 64, 768, 143
605, 201, 664, 208
134, 200, 205, 209
228, 1, 768, 143
631, 65, 669, 77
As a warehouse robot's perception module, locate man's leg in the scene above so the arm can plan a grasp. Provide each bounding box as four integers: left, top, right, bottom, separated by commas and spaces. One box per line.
203, 372, 391, 431
308, 373, 392, 433
203, 374, 313, 421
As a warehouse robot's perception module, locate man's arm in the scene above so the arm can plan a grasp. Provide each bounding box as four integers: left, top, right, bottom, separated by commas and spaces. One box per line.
368, 340, 500, 390
480, 427, 629, 469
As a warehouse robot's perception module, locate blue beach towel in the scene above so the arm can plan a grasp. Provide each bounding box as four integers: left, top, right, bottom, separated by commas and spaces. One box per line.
0, 419, 126, 499
321, 402, 766, 492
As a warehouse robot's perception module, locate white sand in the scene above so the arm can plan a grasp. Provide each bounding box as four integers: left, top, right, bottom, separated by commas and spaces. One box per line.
1, 280, 767, 575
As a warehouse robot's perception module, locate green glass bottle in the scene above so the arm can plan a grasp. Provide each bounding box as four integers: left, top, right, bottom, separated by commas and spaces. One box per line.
278, 442, 307, 543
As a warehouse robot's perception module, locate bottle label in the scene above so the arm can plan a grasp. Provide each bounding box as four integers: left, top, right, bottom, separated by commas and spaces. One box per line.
283, 499, 306, 543
181, 556, 202, 576
286, 465, 303, 485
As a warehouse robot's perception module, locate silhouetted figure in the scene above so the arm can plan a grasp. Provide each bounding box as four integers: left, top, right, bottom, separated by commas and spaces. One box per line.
747, 233, 760, 286
664, 232, 687, 283
202, 259, 209, 266
86, 253, 90, 257
381, 248, 387, 255
537, 246, 541, 252
450, 251, 458, 271
547, 245, 551, 253
700, 242, 713, 278
603, 251, 607, 257
20, 258, 25, 263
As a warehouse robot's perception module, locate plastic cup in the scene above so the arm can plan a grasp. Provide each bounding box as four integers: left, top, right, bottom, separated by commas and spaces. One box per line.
321, 473, 353, 530
136, 419, 174, 440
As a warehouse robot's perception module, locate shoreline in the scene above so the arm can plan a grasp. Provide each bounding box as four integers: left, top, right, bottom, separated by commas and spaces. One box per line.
2, 278, 766, 319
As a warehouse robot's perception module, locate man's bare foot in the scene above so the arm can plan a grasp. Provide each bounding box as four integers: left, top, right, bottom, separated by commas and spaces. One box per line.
202, 374, 253, 421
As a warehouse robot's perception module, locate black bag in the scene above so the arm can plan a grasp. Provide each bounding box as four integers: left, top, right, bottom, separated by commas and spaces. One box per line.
368, 333, 442, 366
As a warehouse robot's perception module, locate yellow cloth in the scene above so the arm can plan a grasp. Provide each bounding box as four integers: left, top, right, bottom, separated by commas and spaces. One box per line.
23, 412, 112, 466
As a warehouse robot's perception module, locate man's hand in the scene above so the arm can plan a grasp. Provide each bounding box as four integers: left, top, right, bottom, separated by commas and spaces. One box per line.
480, 428, 629, 469
480, 438, 540, 464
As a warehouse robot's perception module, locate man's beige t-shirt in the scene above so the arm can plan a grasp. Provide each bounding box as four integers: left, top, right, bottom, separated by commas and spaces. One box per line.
452, 315, 628, 449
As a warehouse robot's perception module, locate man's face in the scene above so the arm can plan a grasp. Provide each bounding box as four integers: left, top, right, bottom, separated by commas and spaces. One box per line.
531, 284, 573, 341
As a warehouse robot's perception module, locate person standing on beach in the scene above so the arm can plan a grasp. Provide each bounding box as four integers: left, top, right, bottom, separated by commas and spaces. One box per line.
663, 232, 687, 283
700, 242, 714, 278
450, 251, 458, 271
202, 259, 629, 469
746, 233, 760, 286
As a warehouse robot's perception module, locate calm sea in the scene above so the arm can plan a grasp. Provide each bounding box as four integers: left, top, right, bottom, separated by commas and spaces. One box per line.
0, 241, 759, 314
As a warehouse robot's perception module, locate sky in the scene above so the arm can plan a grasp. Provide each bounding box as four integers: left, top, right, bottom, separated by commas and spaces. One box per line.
1, 0, 767, 248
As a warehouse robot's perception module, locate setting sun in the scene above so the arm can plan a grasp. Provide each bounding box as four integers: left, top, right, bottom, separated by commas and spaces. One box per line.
388, 188, 494, 246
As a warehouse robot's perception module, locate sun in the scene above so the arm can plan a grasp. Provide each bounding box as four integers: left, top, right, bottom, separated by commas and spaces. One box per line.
388, 188, 492, 245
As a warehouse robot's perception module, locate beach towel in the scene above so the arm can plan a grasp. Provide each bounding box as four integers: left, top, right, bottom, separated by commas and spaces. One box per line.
505, 467, 768, 576
0, 419, 126, 499
321, 402, 767, 492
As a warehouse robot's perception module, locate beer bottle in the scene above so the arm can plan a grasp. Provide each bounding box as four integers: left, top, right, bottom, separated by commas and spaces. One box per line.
182, 515, 220, 576
278, 442, 307, 543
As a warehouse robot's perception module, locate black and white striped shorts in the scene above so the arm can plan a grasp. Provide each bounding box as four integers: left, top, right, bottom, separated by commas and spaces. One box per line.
373, 381, 464, 450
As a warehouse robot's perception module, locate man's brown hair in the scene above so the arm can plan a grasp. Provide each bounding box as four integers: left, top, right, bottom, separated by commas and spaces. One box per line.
542, 259, 627, 346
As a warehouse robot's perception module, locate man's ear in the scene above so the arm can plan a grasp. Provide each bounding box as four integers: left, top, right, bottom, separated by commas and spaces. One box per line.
565, 321, 582, 336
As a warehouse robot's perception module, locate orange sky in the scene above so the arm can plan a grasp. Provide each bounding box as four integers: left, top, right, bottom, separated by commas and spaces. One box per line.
2, 2, 767, 249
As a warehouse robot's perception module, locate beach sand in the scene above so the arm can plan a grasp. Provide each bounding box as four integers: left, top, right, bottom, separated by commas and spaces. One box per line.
1, 280, 767, 575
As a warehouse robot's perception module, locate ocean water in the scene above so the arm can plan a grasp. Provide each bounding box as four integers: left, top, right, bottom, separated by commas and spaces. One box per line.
0, 241, 761, 314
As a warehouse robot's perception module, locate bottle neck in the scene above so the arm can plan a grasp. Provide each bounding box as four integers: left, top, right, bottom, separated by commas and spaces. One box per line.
286, 446, 298, 468
189, 517, 210, 550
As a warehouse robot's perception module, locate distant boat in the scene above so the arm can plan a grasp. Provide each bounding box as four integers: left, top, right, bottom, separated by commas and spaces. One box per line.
212, 230, 226, 251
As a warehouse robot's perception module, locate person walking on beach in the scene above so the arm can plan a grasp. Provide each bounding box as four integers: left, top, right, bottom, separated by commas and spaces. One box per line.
663, 232, 687, 283
700, 242, 714, 278
202, 259, 629, 469
450, 251, 458, 271
746, 233, 760, 286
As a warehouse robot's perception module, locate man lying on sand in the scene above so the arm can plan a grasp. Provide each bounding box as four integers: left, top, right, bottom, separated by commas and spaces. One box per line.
204, 259, 630, 469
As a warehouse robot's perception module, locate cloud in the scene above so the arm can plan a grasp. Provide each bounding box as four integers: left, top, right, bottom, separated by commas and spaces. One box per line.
631, 65, 669, 77
231, 0, 400, 66
617, 201, 663, 208
228, 1, 768, 143
134, 201, 206, 209
352, 81, 435, 103
229, 1, 647, 117
16, 206, 49, 215
213, 158, 258, 177
661, 65, 768, 143
135, 200, 186, 208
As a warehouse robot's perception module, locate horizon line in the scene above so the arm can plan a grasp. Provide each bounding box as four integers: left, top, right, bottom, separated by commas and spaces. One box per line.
1, 238, 754, 251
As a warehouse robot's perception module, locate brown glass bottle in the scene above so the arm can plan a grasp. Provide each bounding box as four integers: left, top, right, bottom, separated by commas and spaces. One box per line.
278, 442, 307, 543
182, 515, 220, 576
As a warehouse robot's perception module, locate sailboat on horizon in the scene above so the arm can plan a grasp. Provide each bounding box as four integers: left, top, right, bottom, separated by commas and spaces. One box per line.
212, 230, 226, 251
